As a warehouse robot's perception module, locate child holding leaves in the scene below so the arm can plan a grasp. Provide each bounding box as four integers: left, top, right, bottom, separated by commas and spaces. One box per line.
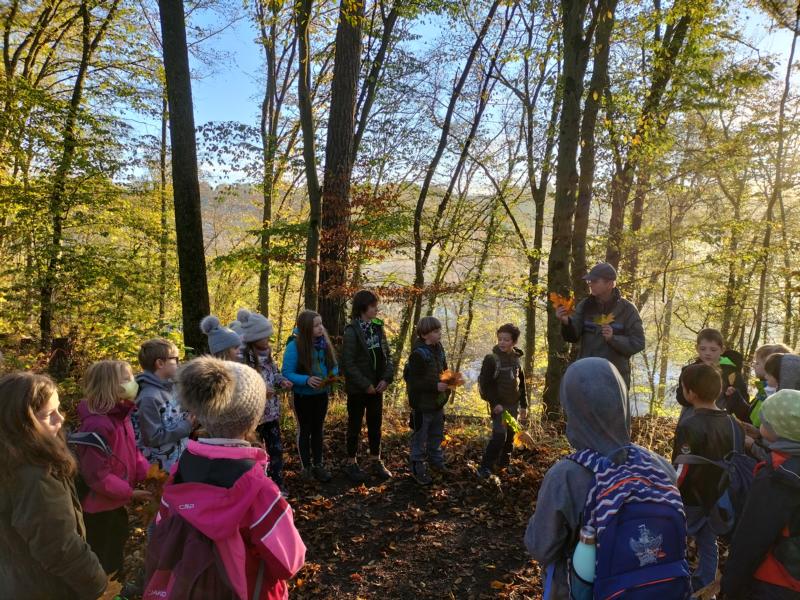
477, 323, 528, 479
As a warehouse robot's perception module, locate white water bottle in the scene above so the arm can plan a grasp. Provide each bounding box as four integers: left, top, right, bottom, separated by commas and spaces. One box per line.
572, 525, 597, 583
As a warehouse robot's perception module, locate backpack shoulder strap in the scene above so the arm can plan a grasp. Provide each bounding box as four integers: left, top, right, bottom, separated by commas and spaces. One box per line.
673, 453, 725, 468
492, 353, 502, 379
729, 415, 744, 454
67, 431, 112, 455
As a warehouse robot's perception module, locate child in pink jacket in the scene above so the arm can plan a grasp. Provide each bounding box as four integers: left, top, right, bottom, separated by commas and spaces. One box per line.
146, 357, 306, 600
76, 360, 151, 576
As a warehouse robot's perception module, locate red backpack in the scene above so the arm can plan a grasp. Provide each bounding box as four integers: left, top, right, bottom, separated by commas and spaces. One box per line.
145, 513, 266, 600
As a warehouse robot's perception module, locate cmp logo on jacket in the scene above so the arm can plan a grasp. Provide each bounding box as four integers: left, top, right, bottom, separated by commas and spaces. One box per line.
629, 524, 666, 567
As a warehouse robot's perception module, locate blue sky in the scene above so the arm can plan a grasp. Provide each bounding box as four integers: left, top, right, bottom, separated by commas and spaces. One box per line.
131, 6, 796, 151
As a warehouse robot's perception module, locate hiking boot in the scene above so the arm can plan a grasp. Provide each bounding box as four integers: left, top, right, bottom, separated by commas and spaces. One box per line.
312, 465, 332, 482
477, 466, 492, 479
371, 459, 392, 480
411, 461, 432, 486
344, 462, 368, 483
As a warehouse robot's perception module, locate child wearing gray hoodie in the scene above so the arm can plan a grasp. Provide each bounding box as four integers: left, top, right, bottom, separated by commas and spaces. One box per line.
524, 358, 677, 599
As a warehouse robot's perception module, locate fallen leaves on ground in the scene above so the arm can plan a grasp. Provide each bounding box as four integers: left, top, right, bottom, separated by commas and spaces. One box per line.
120, 408, 693, 599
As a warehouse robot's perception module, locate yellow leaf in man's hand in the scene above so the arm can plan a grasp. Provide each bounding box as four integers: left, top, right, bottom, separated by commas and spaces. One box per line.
593, 313, 615, 326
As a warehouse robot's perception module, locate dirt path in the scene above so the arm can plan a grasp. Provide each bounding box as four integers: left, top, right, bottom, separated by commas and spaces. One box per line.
286, 411, 564, 599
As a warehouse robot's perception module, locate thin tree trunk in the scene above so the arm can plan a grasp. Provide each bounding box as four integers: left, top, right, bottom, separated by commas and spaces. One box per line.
572, 0, 617, 296
543, 0, 595, 419
605, 13, 691, 269
40, 0, 120, 351
656, 286, 674, 407
159, 0, 211, 354
158, 92, 169, 326
296, 0, 322, 310
748, 2, 799, 360
402, 0, 502, 363
351, 5, 398, 163
455, 203, 499, 372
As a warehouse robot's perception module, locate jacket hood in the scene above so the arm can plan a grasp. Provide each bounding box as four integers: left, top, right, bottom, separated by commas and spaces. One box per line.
492, 345, 523, 358
163, 441, 268, 541
779, 354, 800, 391
77, 398, 135, 422
135, 370, 171, 391
412, 338, 442, 351
560, 357, 630, 455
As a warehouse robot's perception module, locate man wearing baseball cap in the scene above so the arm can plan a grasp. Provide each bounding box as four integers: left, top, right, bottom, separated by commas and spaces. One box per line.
554, 262, 645, 388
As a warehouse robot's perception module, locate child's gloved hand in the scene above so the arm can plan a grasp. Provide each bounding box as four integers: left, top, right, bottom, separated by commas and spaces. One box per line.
437, 382, 450, 392
493, 404, 503, 415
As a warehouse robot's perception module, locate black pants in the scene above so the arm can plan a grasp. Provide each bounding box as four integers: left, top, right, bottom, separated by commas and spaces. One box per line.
256, 420, 284, 488
293, 393, 328, 468
84, 506, 128, 576
480, 404, 517, 469
346, 392, 383, 458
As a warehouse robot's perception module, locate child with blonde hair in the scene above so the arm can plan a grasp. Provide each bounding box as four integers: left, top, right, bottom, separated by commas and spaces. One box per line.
76, 360, 151, 577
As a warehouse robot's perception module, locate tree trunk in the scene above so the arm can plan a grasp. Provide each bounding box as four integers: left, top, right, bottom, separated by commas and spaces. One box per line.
158, 92, 169, 327
403, 0, 502, 359
605, 13, 691, 269
159, 0, 210, 355
296, 0, 322, 310
455, 203, 498, 372
656, 286, 674, 407
572, 0, 617, 296
317, 0, 364, 341
542, 0, 594, 420
748, 3, 799, 359
39, 0, 120, 351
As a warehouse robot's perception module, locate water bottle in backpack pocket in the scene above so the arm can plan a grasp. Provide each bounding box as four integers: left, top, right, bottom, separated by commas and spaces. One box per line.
567, 445, 692, 599
570, 526, 596, 600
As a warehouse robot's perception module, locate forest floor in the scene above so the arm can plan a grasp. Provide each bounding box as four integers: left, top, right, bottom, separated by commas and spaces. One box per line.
119, 402, 679, 600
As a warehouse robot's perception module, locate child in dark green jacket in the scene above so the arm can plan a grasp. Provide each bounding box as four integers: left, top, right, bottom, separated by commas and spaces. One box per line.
341, 290, 394, 482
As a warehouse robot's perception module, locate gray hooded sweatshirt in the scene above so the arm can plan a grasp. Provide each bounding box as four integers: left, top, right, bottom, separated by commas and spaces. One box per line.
524, 358, 676, 599
778, 353, 800, 391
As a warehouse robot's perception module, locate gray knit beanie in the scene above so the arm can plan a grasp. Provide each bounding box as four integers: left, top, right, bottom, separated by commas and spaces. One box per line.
178, 357, 265, 439
236, 308, 274, 343
200, 315, 242, 355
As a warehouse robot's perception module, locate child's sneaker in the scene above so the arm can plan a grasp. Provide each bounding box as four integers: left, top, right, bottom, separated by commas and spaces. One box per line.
312, 465, 332, 482
372, 459, 392, 480
411, 461, 432, 485
344, 462, 367, 483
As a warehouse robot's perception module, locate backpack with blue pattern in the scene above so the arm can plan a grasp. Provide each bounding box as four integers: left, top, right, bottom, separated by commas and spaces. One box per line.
567, 445, 691, 599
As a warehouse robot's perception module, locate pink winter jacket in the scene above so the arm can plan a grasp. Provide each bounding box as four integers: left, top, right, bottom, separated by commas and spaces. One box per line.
76, 400, 149, 513
154, 440, 306, 600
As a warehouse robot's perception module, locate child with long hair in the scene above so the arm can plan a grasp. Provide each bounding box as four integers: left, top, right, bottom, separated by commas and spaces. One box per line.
76, 360, 151, 578
237, 308, 293, 495
0, 372, 107, 600
282, 310, 339, 482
